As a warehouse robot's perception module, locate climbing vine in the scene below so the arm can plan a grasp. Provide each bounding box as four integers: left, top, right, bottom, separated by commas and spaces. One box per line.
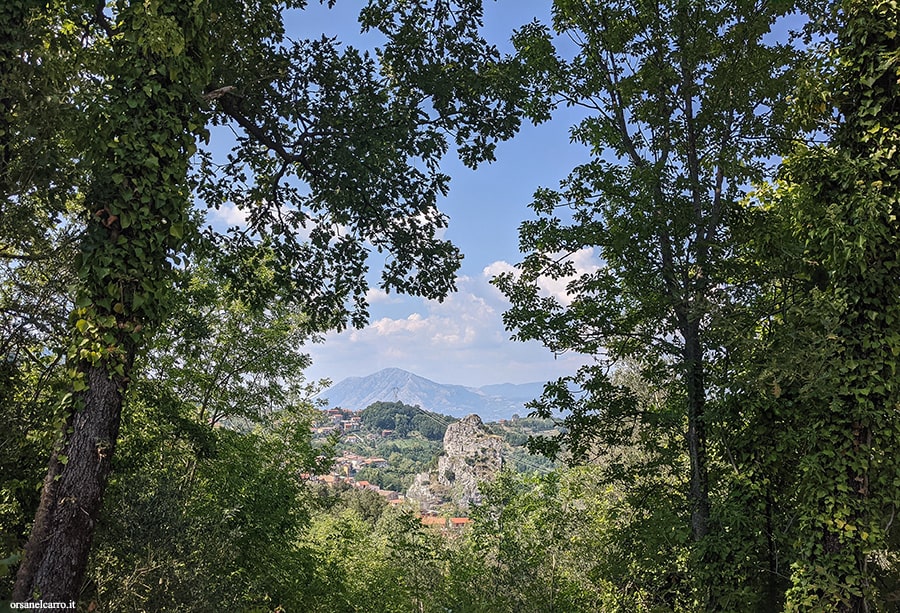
763, 1, 900, 608
71, 0, 211, 359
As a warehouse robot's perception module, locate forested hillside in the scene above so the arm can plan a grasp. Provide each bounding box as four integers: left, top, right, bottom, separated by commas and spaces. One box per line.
2, 0, 900, 611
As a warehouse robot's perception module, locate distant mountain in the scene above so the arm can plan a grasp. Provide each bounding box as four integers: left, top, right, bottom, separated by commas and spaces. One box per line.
317, 368, 546, 421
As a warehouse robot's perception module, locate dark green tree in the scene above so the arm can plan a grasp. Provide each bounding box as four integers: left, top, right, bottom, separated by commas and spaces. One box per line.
1, 2, 82, 581
360, 401, 452, 441
495, 0, 796, 573
147, 259, 315, 427
87, 382, 323, 611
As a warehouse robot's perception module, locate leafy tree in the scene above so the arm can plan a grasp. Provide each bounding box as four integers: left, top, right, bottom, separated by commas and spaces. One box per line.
378, 508, 449, 613
301, 504, 450, 613
359, 401, 453, 441
360, 401, 421, 430
6, 0, 529, 601
148, 260, 314, 427
468, 467, 693, 612
750, 1, 900, 608
412, 412, 449, 441
303, 508, 380, 613
337, 487, 390, 526
493, 0, 799, 600
87, 386, 322, 611
0, 231, 76, 591
393, 412, 412, 437
1, 0, 81, 245
1, 2, 84, 587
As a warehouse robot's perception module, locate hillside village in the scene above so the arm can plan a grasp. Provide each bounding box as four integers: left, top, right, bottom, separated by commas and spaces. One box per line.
307, 402, 559, 520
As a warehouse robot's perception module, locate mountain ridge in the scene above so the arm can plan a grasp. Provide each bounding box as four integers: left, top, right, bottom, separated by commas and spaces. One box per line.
317, 368, 545, 421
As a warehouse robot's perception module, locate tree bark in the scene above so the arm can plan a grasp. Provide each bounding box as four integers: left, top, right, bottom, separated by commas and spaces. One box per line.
683, 318, 710, 542
13, 362, 130, 602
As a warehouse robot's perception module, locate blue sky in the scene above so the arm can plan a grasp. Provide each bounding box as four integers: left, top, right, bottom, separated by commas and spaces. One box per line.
208, 1, 802, 389
207, 1, 595, 388
295, 1, 596, 388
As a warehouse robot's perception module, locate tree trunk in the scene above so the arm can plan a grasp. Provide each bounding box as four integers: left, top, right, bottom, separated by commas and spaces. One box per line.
10, 0, 203, 604
683, 319, 710, 542
13, 362, 130, 602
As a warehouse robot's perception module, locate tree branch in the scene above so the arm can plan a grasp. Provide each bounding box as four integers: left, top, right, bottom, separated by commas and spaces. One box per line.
92, 0, 114, 39
217, 91, 322, 180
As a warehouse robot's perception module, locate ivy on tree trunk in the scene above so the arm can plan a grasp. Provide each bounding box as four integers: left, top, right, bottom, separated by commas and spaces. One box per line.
8, 0, 528, 602
763, 0, 900, 608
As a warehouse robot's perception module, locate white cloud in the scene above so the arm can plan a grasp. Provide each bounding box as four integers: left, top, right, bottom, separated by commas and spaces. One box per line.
211, 203, 249, 227
365, 288, 403, 305
358, 288, 495, 349
482, 260, 516, 277
369, 313, 430, 336
481, 248, 601, 306
306, 272, 591, 388
536, 248, 601, 306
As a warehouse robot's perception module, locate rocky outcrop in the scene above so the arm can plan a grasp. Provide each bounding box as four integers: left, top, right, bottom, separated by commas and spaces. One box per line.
407, 414, 504, 512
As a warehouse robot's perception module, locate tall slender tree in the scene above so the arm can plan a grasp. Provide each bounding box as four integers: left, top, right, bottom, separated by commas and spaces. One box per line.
756, 0, 900, 608
494, 0, 797, 599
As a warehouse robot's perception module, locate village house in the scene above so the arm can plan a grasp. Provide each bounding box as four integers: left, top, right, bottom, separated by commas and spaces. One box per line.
418, 515, 474, 533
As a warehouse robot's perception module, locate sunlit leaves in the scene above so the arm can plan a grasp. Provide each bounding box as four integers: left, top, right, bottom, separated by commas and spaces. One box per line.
495, 0, 805, 604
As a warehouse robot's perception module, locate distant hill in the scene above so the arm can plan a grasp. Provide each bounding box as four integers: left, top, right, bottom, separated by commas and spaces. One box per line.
317, 368, 546, 421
